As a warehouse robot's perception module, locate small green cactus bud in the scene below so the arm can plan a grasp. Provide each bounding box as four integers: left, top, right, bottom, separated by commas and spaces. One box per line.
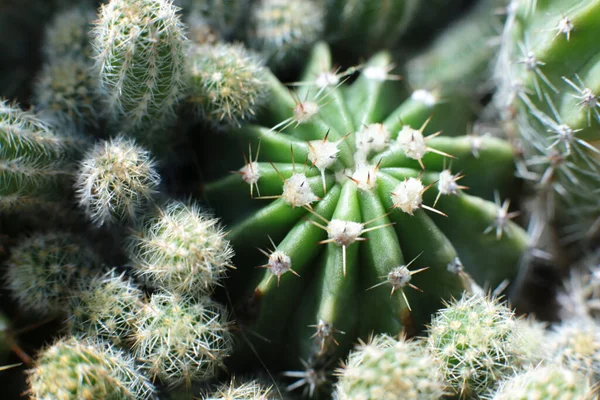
0, 99, 80, 204
246, 0, 325, 69
67, 269, 145, 347
427, 293, 523, 397
28, 336, 156, 400
132, 291, 233, 387
333, 334, 445, 400
75, 135, 160, 226
92, 0, 188, 135
42, 6, 95, 62
33, 56, 100, 130
489, 365, 596, 400
186, 42, 268, 128
204, 377, 280, 399
126, 200, 234, 295
546, 319, 600, 381
5, 232, 101, 316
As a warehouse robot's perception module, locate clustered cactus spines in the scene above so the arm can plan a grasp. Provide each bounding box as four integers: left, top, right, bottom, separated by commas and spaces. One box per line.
496, 0, 600, 242
247, 0, 325, 68
204, 377, 280, 400
132, 291, 233, 387
27, 336, 156, 400
426, 294, 523, 397
203, 42, 529, 372
75, 135, 161, 226
92, 0, 188, 136
42, 6, 95, 62
186, 42, 268, 128
489, 365, 596, 400
4, 232, 101, 316
67, 269, 145, 347
0, 100, 79, 208
333, 334, 445, 400
127, 199, 234, 295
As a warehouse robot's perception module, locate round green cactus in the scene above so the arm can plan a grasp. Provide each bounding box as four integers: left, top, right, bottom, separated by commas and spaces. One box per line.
495, 0, 600, 242
489, 364, 595, 400
202, 42, 529, 370
92, 0, 188, 137
333, 334, 445, 400
27, 336, 156, 400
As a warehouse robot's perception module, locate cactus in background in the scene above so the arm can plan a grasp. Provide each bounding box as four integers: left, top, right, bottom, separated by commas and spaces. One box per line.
186, 42, 269, 128
4, 232, 101, 316
427, 294, 524, 397
246, 0, 325, 69
489, 365, 595, 400
33, 56, 100, 130
132, 291, 233, 387
176, 0, 252, 42
204, 377, 281, 400
0, 100, 81, 208
495, 0, 600, 242
75, 135, 160, 226
92, 0, 188, 137
67, 269, 145, 347
126, 200, 234, 295
546, 319, 600, 382
319, 0, 418, 61
557, 251, 600, 320
42, 6, 95, 62
202, 42, 529, 371
333, 334, 445, 400
27, 336, 156, 399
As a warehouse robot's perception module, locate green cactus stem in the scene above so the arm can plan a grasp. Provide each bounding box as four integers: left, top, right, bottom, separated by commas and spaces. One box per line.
202, 42, 529, 370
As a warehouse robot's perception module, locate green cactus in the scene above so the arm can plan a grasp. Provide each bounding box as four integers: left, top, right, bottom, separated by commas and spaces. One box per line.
126, 199, 234, 295
67, 269, 145, 347
74, 135, 161, 226
204, 377, 282, 400
427, 293, 525, 398
202, 42, 529, 370
333, 334, 445, 400
495, 0, 600, 242
131, 291, 233, 387
4, 232, 102, 316
0, 100, 81, 208
246, 0, 325, 69
186, 42, 269, 128
42, 6, 95, 62
92, 0, 188, 137
27, 336, 156, 400
176, 0, 252, 42
489, 365, 596, 400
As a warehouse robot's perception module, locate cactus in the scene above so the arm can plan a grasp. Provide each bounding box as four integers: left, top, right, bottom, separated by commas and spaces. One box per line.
186, 42, 269, 128
33, 56, 100, 130
546, 319, 600, 382
42, 6, 95, 62
319, 0, 418, 61
202, 42, 529, 370
131, 291, 233, 387
0, 99, 81, 207
246, 0, 325, 69
74, 135, 161, 226
67, 269, 145, 347
92, 0, 188, 137
126, 199, 234, 295
426, 294, 525, 397
4, 232, 101, 316
489, 364, 596, 400
333, 334, 445, 400
495, 0, 600, 242
204, 377, 281, 400
27, 335, 156, 400
176, 0, 252, 42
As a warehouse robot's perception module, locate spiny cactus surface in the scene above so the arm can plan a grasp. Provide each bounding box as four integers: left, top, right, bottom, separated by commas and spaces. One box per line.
203, 42, 529, 371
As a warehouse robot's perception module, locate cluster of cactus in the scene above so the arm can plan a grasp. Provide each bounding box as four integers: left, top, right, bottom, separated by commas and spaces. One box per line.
2, 0, 600, 398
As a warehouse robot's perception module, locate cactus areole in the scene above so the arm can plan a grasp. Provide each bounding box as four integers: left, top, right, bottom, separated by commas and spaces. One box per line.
204, 43, 529, 370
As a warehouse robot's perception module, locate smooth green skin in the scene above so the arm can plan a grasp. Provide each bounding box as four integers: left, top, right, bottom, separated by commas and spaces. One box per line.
499, 0, 600, 237
204, 43, 528, 369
